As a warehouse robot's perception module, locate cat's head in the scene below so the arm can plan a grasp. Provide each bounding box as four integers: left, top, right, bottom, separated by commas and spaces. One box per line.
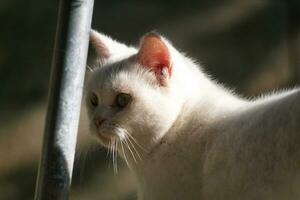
86, 30, 184, 150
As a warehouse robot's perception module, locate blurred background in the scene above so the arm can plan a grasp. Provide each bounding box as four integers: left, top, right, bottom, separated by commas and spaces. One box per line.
0, 0, 299, 199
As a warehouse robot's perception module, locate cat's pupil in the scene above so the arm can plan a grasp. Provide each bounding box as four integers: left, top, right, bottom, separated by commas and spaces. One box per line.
116, 93, 131, 108
90, 93, 98, 107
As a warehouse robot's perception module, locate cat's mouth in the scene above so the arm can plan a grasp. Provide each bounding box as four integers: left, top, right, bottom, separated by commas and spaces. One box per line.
92, 122, 126, 147
94, 125, 121, 146
96, 131, 116, 146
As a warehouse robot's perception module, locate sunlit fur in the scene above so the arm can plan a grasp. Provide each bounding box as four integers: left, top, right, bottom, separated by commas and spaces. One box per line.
85, 30, 300, 200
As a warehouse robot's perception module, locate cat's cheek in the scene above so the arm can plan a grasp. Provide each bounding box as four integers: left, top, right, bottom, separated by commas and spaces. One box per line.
89, 123, 98, 138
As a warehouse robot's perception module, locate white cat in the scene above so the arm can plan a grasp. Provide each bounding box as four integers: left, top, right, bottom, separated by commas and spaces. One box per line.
85, 30, 300, 200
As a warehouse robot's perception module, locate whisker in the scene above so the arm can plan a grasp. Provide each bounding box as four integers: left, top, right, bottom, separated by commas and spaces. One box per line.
115, 138, 118, 174
97, 60, 103, 69
86, 65, 94, 72
108, 140, 113, 169
112, 138, 116, 174
125, 135, 142, 161
124, 137, 137, 163
106, 142, 110, 159
126, 131, 149, 153
121, 140, 130, 168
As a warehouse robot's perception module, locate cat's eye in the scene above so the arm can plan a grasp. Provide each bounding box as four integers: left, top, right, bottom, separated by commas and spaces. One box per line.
90, 93, 98, 107
115, 93, 131, 108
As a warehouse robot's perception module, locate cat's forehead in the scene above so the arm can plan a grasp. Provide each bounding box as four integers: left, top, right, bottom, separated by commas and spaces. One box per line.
87, 58, 150, 93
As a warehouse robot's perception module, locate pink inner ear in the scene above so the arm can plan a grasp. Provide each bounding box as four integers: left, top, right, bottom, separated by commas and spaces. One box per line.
137, 34, 172, 83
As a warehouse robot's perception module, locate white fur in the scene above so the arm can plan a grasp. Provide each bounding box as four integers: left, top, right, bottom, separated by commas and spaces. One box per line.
86, 30, 300, 200
90, 30, 137, 66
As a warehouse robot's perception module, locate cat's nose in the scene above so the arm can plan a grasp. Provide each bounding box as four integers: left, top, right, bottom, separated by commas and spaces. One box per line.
94, 116, 106, 128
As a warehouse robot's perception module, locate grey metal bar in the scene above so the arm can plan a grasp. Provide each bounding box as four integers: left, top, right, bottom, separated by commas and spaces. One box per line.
34, 0, 94, 199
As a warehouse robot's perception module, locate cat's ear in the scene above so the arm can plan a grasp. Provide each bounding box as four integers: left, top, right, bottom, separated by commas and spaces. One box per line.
137, 32, 172, 86
88, 30, 136, 67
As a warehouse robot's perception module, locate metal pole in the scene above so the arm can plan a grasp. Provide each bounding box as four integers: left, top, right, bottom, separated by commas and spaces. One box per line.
34, 0, 94, 199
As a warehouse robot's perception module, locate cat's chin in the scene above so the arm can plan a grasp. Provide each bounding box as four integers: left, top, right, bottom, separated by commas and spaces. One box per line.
94, 131, 116, 147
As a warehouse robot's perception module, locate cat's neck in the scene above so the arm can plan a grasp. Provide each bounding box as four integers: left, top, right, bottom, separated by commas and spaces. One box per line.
154, 55, 247, 148
171, 51, 248, 123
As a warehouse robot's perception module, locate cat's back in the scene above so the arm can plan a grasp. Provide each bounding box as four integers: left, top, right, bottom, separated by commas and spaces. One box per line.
201, 88, 300, 200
